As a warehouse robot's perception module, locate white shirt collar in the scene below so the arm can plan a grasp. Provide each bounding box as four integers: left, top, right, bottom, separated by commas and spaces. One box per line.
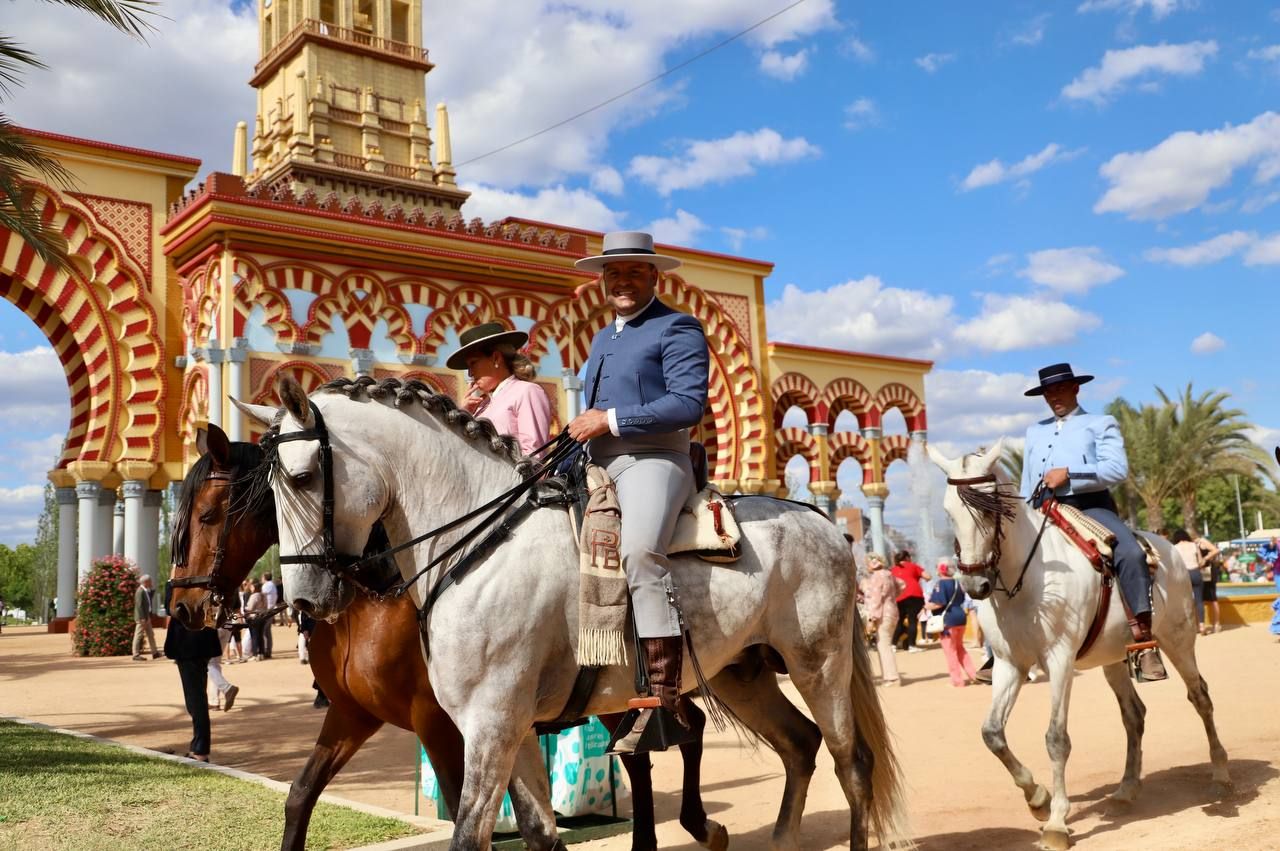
614, 296, 656, 332
1055, 406, 1083, 432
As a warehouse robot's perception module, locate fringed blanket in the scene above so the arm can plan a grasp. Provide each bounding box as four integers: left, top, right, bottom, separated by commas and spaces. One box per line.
577, 464, 629, 667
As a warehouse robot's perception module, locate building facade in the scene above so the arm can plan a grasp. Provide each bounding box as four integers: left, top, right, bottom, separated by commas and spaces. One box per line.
11, 0, 930, 624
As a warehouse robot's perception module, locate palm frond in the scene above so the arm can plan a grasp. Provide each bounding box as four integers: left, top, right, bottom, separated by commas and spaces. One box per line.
0, 35, 46, 98
37, 0, 159, 39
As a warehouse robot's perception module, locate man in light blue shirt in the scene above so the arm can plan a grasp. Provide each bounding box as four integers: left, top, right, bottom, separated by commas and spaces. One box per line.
1021, 363, 1166, 681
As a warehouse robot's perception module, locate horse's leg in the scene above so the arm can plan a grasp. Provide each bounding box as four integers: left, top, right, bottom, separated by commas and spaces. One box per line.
982, 658, 1050, 822
1039, 655, 1076, 851
609, 720, 659, 851
450, 713, 529, 851
675, 698, 729, 851
505, 733, 566, 851
707, 667, 821, 851
282, 706, 383, 851
1101, 662, 1145, 810
1159, 630, 1233, 797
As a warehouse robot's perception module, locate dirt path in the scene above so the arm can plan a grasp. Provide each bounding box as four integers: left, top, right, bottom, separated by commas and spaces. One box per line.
2, 622, 1278, 849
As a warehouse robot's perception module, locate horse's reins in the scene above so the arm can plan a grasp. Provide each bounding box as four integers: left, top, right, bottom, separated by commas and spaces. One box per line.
272, 401, 580, 606
170, 468, 242, 615
947, 473, 1050, 600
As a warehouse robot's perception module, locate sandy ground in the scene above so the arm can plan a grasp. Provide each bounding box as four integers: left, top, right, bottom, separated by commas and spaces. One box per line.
2, 621, 1278, 850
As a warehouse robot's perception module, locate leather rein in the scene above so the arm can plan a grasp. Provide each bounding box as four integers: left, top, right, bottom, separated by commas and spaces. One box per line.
170, 468, 242, 615
946, 473, 1050, 600
272, 401, 581, 609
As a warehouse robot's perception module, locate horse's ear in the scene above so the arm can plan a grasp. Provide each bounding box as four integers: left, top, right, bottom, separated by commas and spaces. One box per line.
980, 437, 1006, 470
926, 442, 955, 473
276, 376, 314, 427
1275, 446, 1279, 466
200, 423, 232, 467
230, 397, 277, 426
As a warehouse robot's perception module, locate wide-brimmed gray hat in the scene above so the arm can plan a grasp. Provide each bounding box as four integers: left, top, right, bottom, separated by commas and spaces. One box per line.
445, 322, 529, 371
574, 231, 682, 274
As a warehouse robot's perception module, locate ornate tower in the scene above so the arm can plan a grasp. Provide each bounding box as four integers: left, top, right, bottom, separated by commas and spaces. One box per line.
246, 0, 468, 212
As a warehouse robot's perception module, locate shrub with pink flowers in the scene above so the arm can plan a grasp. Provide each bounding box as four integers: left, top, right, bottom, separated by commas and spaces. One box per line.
72, 555, 140, 657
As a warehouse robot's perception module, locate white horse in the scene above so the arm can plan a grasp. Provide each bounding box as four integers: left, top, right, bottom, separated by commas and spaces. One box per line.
928, 441, 1231, 850
239, 376, 907, 851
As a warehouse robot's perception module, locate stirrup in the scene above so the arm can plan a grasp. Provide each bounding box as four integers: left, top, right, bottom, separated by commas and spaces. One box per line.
605, 699, 696, 755
1124, 641, 1167, 682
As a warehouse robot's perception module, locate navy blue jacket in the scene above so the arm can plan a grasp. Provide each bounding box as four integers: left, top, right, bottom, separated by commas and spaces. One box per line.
583, 299, 709, 435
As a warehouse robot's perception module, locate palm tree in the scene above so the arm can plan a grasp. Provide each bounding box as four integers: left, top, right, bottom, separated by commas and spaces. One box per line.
1, 1, 156, 265
1107, 397, 1182, 530
1157, 384, 1271, 533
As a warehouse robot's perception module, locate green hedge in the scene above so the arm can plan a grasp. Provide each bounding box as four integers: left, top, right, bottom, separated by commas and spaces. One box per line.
72, 555, 139, 657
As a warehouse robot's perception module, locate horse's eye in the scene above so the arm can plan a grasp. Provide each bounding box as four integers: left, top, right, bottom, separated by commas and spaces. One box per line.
291, 471, 314, 488
199, 510, 217, 524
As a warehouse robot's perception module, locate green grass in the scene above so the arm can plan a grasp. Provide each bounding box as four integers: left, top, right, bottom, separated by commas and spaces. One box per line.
0, 720, 420, 850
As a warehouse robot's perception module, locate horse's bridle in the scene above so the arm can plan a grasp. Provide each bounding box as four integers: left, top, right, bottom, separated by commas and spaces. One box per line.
270, 400, 580, 605
170, 469, 241, 617
945, 472, 1049, 600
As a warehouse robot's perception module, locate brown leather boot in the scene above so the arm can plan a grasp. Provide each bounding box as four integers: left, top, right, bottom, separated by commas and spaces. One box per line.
639, 636, 690, 729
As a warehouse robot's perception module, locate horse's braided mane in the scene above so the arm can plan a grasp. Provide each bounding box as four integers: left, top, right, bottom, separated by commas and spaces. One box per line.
171, 440, 274, 567
954, 453, 1019, 531
316, 375, 537, 477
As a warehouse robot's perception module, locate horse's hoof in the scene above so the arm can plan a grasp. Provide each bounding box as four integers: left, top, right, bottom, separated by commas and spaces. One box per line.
1210, 780, 1235, 800
1027, 785, 1051, 822
702, 820, 729, 851
1106, 796, 1133, 815
1037, 828, 1071, 851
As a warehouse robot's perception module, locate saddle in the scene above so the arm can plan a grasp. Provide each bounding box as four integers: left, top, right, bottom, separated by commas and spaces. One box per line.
1038, 498, 1158, 662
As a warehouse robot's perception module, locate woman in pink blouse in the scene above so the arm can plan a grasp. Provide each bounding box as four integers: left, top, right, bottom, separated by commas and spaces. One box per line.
447, 322, 552, 456
862, 553, 902, 687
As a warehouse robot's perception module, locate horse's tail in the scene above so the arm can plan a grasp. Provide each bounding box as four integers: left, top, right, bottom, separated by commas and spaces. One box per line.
850, 606, 913, 848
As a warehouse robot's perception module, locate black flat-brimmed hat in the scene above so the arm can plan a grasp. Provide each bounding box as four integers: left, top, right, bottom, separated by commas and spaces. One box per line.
1024, 362, 1094, 397
445, 322, 529, 371
574, 231, 682, 274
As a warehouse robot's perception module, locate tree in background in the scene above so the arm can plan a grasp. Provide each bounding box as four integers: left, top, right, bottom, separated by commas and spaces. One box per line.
1106, 398, 1180, 530
29, 481, 58, 619
0, 0, 155, 264
71, 555, 137, 656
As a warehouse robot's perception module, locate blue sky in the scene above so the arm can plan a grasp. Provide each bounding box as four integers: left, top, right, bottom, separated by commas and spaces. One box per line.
0, 0, 1278, 545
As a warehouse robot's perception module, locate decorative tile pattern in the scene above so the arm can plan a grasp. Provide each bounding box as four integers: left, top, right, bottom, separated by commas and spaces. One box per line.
72, 193, 153, 278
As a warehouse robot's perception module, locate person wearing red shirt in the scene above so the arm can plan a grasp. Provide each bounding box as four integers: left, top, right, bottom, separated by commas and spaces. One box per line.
891, 550, 932, 652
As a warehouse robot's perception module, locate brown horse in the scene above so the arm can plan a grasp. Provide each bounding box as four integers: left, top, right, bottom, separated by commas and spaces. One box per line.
169, 424, 730, 851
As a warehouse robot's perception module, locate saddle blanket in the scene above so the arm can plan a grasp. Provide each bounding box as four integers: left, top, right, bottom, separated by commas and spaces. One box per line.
669, 486, 742, 563
1047, 501, 1158, 574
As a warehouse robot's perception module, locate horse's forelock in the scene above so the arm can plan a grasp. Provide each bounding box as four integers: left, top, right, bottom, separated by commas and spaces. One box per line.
172, 441, 275, 567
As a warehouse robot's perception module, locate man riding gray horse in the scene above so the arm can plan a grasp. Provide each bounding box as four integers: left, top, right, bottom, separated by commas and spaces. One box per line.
567, 231, 708, 747
1020, 362, 1167, 681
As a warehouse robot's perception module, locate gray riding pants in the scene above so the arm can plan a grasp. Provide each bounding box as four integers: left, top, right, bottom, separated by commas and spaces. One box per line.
600, 450, 695, 639
1082, 507, 1153, 618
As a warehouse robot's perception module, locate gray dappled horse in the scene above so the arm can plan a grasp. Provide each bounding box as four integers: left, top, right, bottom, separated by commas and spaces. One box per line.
239, 375, 907, 851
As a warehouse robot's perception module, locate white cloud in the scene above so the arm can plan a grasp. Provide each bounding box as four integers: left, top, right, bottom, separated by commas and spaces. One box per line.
0, 484, 46, 546
1241, 190, 1280, 214
924, 369, 1046, 449
760, 49, 810, 81
845, 36, 875, 63
984, 253, 1015, 275
0, 347, 70, 429
1010, 14, 1050, 46
628, 128, 820, 196
1077, 0, 1190, 19
1190, 332, 1226, 354
720, 225, 768, 253
953, 295, 1102, 352
1144, 231, 1256, 265
1062, 41, 1217, 104
765, 277, 957, 360
589, 167, 624, 196
1094, 112, 1280, 220
647, 209, 706, 246
915, 52, 956, 73
458, 184, 624, 232
1018, 247, 1124, 294
843, 98, 880, 131
10, 434, 66, 479
1247, 45, 1280, 63
1244, 232, 1280, 265
960, 143, 1082, 191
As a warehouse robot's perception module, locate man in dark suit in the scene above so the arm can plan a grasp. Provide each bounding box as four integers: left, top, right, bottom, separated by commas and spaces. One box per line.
164, 580, 223, 761
569, 231, 709, 730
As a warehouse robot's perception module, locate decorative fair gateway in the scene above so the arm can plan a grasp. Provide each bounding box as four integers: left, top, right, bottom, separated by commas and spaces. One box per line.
5, 0, 930, 628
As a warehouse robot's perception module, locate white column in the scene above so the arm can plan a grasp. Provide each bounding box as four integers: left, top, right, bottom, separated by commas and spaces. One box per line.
351, 347, 375, 377
139, 490, 162, 586
123, 480, 147, 572
865, 493, 888, 560
55, 487, 78, 618
75, 480, 102, 583
226, 338, 249, 442
562, 370, 582, 421
112, 500, 125, 556
198, 343, 226, 429
96, 490, 116, 563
